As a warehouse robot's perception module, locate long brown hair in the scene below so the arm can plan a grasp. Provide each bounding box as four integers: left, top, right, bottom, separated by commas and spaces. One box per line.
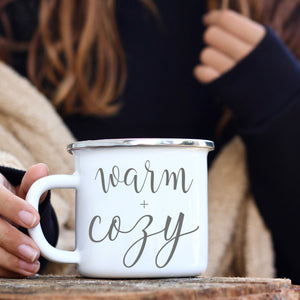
30, 0, 126, 117
0, 0, 299, 117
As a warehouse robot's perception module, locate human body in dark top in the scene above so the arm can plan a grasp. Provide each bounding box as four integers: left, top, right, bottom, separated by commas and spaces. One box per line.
0, 0, 299, 284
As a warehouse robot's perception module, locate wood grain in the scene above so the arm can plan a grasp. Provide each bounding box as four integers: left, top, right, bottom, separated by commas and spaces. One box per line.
0, 276, 299, 299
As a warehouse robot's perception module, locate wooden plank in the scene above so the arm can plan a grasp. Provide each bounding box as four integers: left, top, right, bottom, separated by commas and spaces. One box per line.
0, 276, 299, 300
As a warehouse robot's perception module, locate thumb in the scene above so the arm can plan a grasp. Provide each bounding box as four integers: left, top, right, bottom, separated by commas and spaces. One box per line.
17, 163, 49, 203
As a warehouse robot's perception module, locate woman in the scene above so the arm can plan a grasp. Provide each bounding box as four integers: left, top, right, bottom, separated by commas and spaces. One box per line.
0, 0, 299, 283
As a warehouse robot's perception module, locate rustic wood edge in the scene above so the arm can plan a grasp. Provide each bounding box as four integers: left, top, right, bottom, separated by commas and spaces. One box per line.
0, 276, 299, 300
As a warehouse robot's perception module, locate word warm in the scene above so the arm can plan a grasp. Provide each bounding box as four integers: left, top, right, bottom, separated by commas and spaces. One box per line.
94, 160, 193, 194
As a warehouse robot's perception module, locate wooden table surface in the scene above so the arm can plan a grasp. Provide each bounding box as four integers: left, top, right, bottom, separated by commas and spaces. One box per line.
0, 276, 299, 300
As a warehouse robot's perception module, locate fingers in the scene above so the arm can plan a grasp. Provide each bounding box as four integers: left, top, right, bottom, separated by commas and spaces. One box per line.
0, 218, 40, 277
0, 183, 40, 228
0, 247, 40, 277
193, 65, 220, 84
194, 9, 266, 84
203, 25, 252, 61
203, 9, 266, 45
0, 163, 49, 229
200, 46, 235, 73
0, 217, 40, 262
17, 163, 49, 203
0, 164, 48, 277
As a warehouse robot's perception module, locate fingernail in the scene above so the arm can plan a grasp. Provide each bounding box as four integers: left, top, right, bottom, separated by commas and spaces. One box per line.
18, 210, 37, 227
38, 163, 49, 172
19, 260, 40, 274
18, 244, 39, 262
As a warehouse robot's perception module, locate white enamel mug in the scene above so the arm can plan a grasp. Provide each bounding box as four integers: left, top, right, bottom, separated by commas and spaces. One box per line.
26, 138, 214, 278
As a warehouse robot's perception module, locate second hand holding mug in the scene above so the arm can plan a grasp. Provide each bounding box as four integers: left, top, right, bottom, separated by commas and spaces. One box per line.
26, 138, 214, 278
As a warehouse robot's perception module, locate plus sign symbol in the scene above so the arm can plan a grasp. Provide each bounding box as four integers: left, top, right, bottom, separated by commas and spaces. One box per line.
140, 200, 149, 208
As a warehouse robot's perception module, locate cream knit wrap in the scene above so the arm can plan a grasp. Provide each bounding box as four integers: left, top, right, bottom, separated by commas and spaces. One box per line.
0, 62, 275, 277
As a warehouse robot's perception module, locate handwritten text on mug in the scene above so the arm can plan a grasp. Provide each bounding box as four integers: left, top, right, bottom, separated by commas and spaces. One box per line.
90, 160, 198, 269
94, 160, 193, 193
89, 212, 199, 268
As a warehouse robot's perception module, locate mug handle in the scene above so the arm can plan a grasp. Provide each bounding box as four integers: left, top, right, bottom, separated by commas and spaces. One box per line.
26, 174, 80, 264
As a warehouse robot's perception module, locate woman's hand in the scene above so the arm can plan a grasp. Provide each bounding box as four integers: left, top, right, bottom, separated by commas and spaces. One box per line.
0, 164, 48, 277
194, 9, 266, 83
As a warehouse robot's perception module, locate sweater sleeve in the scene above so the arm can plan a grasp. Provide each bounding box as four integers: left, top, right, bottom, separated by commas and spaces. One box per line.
208, 27, 300, 284
0, 166, 59, 272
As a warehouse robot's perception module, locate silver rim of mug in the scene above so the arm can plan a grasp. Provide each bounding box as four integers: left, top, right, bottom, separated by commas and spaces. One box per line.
68, 138, 214, 154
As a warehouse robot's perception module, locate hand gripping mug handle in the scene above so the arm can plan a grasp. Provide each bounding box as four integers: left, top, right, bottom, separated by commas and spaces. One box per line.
26, 174, 80, 264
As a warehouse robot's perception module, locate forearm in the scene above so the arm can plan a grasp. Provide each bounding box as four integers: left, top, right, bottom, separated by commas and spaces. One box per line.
207, 27, 300, 283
